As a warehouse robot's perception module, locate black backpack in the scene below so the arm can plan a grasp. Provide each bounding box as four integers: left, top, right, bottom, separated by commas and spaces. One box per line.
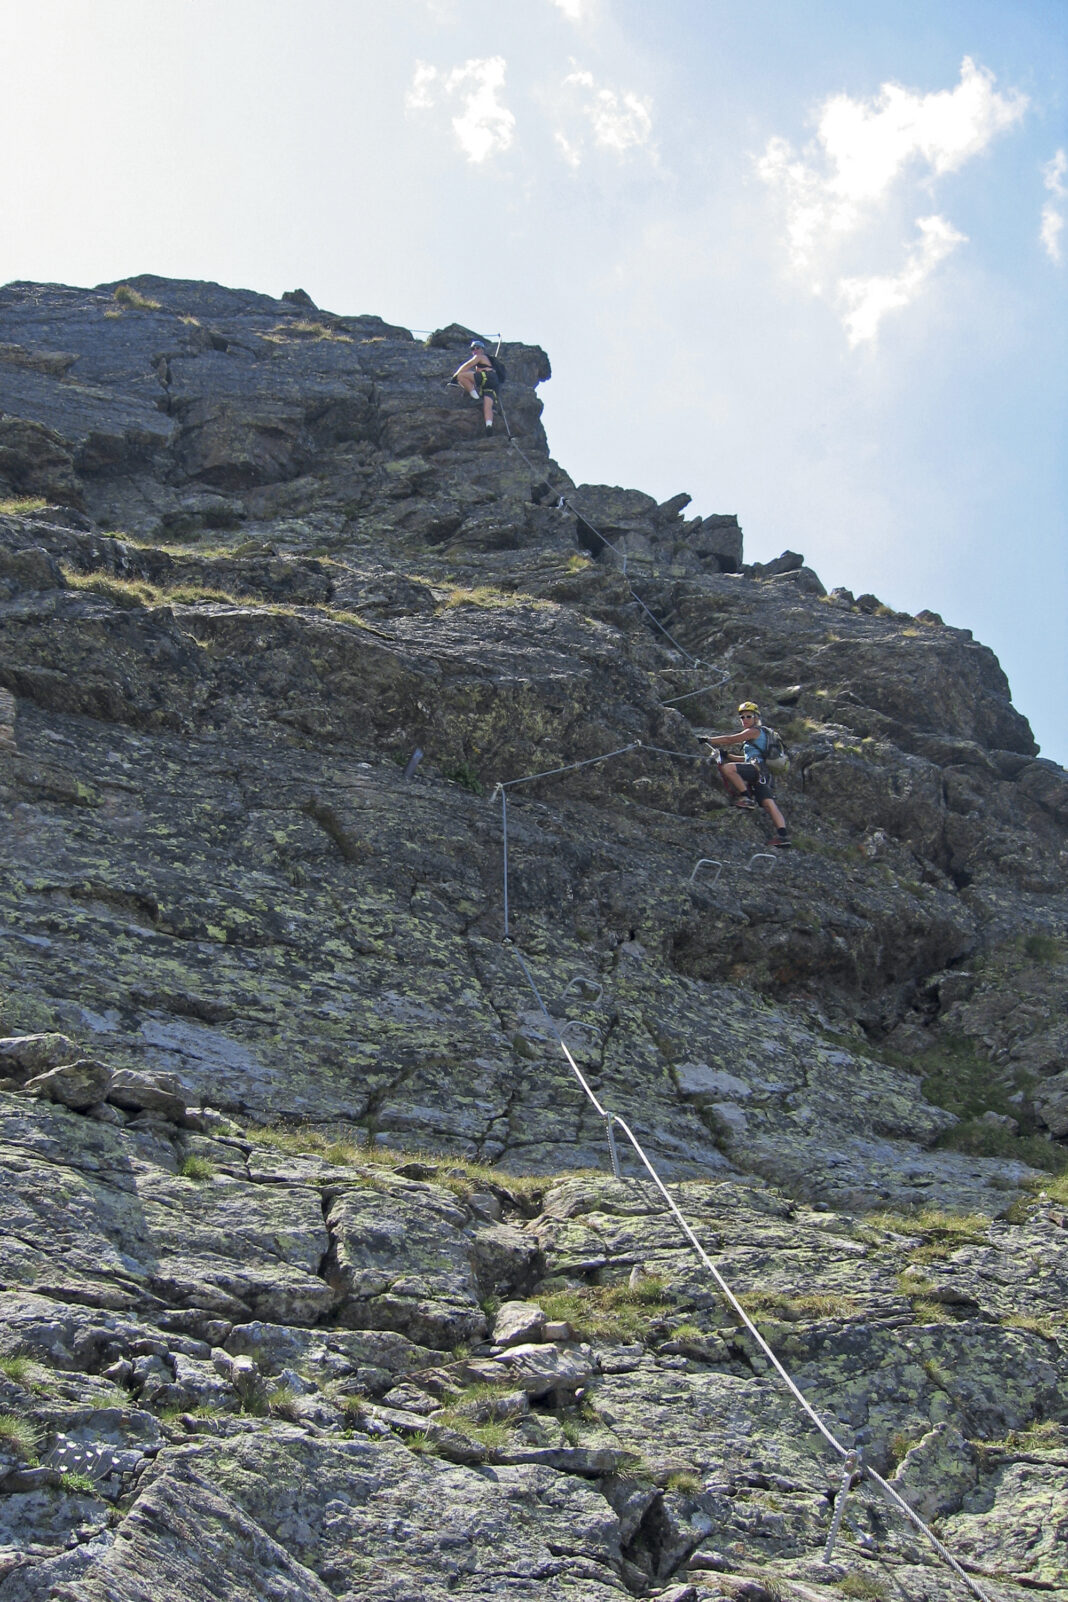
488, 353, 507, 383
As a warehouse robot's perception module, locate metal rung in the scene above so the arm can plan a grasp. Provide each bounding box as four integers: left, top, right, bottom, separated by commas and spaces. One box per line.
688, 857, 723, 886
746, 852, 776, 872
823, 1450, 860, 1563
560, 1020, 602, 1046
562, 976, 603, 1005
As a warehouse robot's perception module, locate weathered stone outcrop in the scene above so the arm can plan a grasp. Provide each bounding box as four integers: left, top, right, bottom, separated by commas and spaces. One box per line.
0, 1106, 1065, 1599
0, 276, 1065, 1598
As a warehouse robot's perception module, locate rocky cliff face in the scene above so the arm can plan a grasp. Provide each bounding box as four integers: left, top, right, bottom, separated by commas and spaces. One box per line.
0, 277, 1065, 1600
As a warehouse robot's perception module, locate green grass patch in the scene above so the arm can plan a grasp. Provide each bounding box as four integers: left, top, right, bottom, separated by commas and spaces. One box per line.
908, 1297, 957, 1324
267, 1383, 302, 1420
265, 320, 353, 344
246, 1123, 551, 1202
0, 495, 48, 516
911, 1032, 1026, 1129
1022, 931, 1062, 963
59, 565, 384, 633
836, 1573, 889, 1599
0, 1354, 53, 1392
539, 1276, 674, 1341
0, 1412, 39, 1460
178, 1154, 215, 1182
887, 1428, 924, 1467
442, 761, 484, 795
664, 1469, 701, 1494
869, 1207, 990, 1249
997, 1420, 1066, 1452
1000, 1312, 1063, 1341
440, 583, 521, 610
59, 1469, 99, 1494
940, 1119, 1068, 1172
113, 284, 161, 310
737, 1290, 859, 1322
1036, 1171, 1068, 1204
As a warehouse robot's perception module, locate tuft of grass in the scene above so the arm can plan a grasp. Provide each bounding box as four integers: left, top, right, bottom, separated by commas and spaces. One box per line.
339, 1393, 369, 1419
895, 1267, 934, 1295
246, 1124, 551, 1202
540, 1276, 674, 1341
737, 1290, 859, 1323
907, 1033, 1063, 1173
564, 554, 591, 573
909, 1297, 956, 1324
1022, 932, 1061, 964
869, 1207, 990, 1249
1000, 1312, 1062, 1341
60, 1469, 99, 1495
887, 1428, 923, 1468
836, 1573, 889, 1599
0, 1354, 52, 1393
941, 1121, 1068, 1173
442, 1416, 514, 1451
0, 495, 48, 516
267, 1383, 302, 1421
113, 284, 161, 310
0, 1412, 40, 1460
440, 1379, 524, 1422
441, 583, 521, 611
59, 565, 385, 634
999, 1420, 1065, 1452
442, 761, 484, 796
178, 1154, 214, 1183
265, 320, 353, 344
664, 1469, 701, 1494
1035, 1171, 1068, 1205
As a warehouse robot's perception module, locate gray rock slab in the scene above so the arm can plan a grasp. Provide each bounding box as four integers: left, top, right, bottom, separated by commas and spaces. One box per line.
22, 1058, 111, 1109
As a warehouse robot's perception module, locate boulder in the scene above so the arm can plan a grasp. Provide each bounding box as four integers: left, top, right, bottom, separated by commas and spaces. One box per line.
0, 1033, 79, 1081
107, 1068, 188, 1122
493, 1300, 547, 1348
23, 1057, 111, 1109
1034, 1069, 1068, 1137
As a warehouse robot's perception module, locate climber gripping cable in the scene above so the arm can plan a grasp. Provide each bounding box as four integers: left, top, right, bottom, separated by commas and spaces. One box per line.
700, 702, 791, 848
451, 339, 504, 433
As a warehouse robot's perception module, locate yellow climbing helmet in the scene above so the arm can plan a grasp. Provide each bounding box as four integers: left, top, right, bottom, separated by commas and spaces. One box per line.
736, 701, 760, 715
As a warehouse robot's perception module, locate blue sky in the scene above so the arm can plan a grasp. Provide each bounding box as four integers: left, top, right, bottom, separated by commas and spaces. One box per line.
3, 0, 1065, 760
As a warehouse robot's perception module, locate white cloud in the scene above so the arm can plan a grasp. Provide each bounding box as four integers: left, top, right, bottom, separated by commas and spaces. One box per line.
1040, 148, 1066, 263
405, 56, 515, 164
556, 65, 653, 165
838, 215, 967, 346
758, 58, 1027, 341
406, 62, 439, 113
548, 0, 600, 21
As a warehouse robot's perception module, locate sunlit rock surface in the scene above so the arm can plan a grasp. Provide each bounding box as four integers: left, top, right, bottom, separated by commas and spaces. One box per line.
0, 276, 1065, 1599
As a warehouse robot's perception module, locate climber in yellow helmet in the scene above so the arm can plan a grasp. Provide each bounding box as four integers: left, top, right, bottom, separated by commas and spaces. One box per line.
699, 702, 791, 848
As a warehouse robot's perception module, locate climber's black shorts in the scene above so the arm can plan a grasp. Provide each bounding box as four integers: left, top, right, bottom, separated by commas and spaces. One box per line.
732, 762, 774, 799
475, 368, 498, 397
